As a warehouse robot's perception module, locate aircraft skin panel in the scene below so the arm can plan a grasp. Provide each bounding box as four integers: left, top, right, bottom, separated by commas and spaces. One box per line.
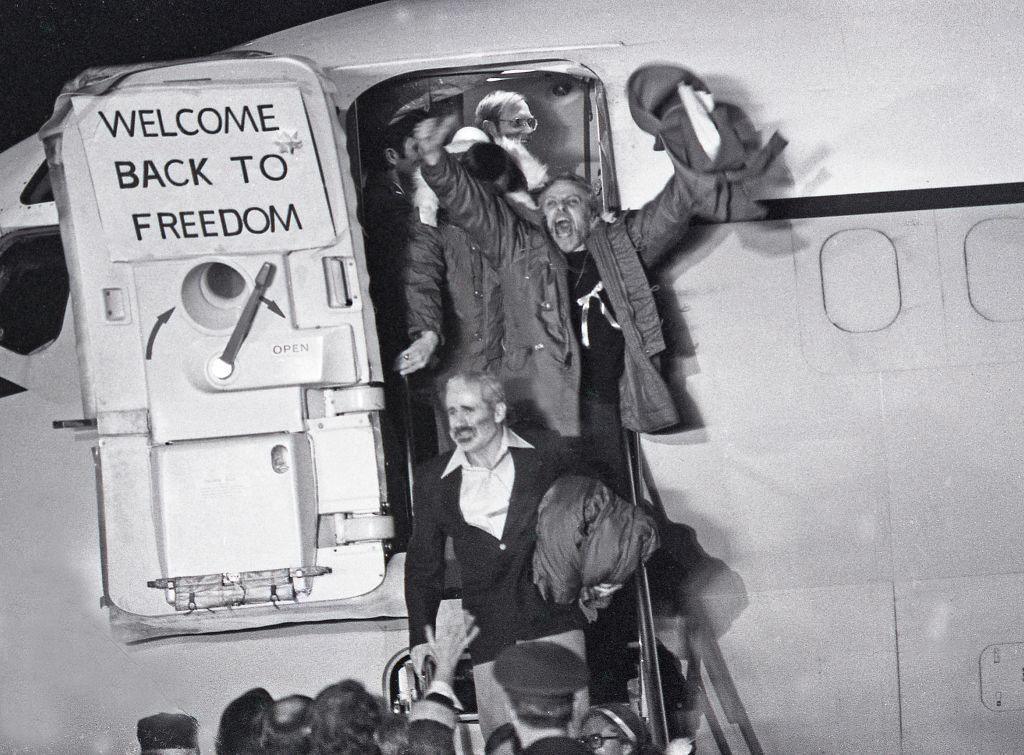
793, 212, 949, 374
895, 574, 1024, 752
641, 202, 1024, 750
658, 582, 901, 753
882, 366, 1024, 582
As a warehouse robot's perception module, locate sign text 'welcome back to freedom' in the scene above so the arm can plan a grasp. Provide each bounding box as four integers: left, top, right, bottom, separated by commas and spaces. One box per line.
74, 84, 336, 261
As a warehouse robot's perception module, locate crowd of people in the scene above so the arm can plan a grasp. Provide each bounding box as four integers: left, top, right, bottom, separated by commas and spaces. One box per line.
137, 619, 687, 754
136, 64, 782, 754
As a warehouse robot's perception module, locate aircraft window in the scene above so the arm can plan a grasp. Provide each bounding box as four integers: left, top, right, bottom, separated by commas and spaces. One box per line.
819, 228, 901, 333
20, 162, 54, 205
0, 232, 69, 355
964, 218, 1024, 322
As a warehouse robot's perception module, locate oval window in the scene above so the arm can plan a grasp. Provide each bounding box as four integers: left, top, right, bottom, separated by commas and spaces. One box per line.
820, 229, 901, 332
964, 218, 1024, 322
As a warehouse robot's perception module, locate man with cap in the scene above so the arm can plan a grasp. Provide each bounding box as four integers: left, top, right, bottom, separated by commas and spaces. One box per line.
492, 641, 591, 754
136, 712, 200, 755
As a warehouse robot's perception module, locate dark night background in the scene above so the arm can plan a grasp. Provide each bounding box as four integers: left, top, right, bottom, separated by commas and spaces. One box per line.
1, 0, 384, 153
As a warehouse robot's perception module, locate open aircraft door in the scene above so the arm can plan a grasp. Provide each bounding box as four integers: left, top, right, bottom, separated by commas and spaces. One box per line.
41, 54, 405, 641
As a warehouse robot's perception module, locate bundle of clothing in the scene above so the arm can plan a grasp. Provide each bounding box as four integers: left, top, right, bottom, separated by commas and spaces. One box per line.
533, 475, 660, 621
627, 63, 788, 222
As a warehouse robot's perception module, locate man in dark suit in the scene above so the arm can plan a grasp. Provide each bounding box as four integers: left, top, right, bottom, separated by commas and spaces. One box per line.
404, 370, 586, 740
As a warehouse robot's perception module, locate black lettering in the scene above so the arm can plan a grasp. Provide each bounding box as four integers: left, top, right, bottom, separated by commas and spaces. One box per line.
131, 213, 151, 240
99, 110, 136, 137
197, 108, 222, 134
189, 158, 212, 186
156, 110, 178, 137
141, 161, 167, 189
198, 210, 217, 236
138, 110, 159, 137
224, 105, 258, 133
259, 154, 288, 181
230, 155, 253, 183
179, 211, 198, 238
271, 203, 302, 231
157, 212, 180, 239
176, 109, 198, 136
257, 104, 279, 132
219, 209, 243, 236
163, 159, 188, 187
243, 207, 271, 234
115, 161, 139, 189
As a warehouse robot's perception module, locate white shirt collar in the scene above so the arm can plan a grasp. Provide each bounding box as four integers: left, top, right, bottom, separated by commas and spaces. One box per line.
441, 427, 533, 478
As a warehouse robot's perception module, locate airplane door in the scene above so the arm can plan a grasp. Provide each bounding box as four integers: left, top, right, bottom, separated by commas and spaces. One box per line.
40, 54, 395, 639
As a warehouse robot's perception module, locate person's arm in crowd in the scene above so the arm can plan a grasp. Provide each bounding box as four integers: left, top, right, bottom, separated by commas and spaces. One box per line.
415, 116, 520, 268
621, 160, 717, 269
403, 473, 447, 671
396, 221, 444, 374
407, 615, 480, 755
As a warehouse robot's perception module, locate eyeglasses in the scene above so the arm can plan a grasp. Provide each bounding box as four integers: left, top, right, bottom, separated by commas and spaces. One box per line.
577, 733, 624, 751
499, 116, 538, 131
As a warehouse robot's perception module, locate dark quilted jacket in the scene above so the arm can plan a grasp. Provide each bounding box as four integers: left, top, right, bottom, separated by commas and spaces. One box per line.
533, 475, 660, 620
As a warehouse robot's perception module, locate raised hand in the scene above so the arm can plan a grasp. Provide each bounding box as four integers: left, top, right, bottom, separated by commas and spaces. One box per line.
424, 612, 480, 687
414, 115, 461, 166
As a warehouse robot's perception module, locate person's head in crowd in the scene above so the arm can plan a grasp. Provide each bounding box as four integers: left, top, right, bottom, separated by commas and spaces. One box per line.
308, 679, 385, 755
136, 712, 200, 755
372, 710, 409, 755
444, 371, 508, 458
260, 694, 313, 754
535, 172, 600, 253
493, 641, 589, 747
215, 687, 272, 755
475, 90, 538, 144
578, 703, 648, 754
375, 110, 432, 178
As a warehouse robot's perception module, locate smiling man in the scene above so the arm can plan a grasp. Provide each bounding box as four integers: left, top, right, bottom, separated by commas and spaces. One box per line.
404, 370, 586, 741
474, 90, 538, 144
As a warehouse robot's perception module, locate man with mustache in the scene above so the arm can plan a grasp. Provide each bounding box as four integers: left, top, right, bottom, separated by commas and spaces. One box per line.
404, 370, 586, 742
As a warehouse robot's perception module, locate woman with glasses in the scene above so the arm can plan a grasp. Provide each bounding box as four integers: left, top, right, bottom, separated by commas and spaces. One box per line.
579, 702, 700, 754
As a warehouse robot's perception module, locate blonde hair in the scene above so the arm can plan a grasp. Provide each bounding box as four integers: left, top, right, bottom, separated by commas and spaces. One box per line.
474, 90, 526, 129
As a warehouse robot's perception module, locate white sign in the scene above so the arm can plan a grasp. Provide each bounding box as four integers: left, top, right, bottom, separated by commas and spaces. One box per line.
74, 84, 336, 261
